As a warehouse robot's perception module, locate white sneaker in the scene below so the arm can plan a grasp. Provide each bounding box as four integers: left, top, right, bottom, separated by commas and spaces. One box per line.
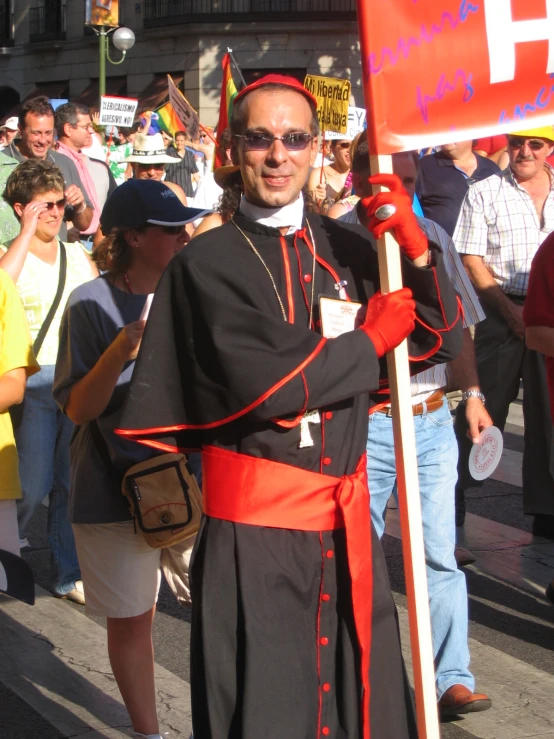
19, 538, 30, 550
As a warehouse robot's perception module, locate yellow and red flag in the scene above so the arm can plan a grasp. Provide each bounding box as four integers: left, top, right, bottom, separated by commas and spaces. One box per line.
214, 53, 238, 168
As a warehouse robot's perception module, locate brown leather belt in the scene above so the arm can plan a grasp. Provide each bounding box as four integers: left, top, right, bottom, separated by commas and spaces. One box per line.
376, 389, 445, 418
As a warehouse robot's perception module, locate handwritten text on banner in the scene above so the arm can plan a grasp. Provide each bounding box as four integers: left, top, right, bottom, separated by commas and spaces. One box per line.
167, 75, 200, 141
99, 96, 138, 127
360, 0, 554, 154
304, 75, 351, 134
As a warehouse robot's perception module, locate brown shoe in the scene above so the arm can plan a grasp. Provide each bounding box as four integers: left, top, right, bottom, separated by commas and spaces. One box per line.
439, 684, 491, 716
454, 546, 476, 567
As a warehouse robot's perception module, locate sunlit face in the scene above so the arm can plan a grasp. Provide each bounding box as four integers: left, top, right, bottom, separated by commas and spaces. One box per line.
331, 139, 351, 169
175, 133, 187, 151
508, 137, 554, 182
69, 113, 93, 150
131, 224, 188, 272
21, 189, 65, 241
231, 88, 318, 209
21, 113, 55, 159
133, 162, 165, 180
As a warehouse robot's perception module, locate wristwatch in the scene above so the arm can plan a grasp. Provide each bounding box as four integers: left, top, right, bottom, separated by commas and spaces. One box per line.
461, 390, 486, 404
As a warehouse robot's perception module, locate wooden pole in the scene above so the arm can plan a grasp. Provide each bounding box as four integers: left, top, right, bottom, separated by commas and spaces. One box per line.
356, 2, 441, 737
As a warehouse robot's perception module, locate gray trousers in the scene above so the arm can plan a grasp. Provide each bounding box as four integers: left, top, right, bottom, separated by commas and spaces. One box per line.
454, 301, 554, 516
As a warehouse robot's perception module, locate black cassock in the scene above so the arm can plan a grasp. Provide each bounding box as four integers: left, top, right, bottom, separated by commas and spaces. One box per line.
118, 213, 463, 739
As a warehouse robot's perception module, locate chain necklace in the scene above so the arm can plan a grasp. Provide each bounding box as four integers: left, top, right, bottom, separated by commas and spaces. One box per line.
231, 218, 317, 329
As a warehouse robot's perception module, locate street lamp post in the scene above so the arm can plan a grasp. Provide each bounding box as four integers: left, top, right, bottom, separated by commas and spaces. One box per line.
93, 26, 136, 103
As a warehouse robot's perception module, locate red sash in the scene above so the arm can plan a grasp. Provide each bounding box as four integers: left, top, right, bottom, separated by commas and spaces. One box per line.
202, 445, 373, 739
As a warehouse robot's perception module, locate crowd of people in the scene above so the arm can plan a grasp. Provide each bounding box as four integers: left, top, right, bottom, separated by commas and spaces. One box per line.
1, 74, 554, 739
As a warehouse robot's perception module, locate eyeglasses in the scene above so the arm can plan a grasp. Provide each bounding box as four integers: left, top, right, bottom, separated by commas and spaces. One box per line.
41, 198, 66, 211
146, 224, 185, 235
335, 142, 351, 150
234, 132, 314, 151
507, 137, 548, 151
72, 123, 95, 132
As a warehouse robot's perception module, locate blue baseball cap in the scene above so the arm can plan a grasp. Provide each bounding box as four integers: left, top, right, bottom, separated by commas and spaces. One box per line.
100, 179, 210, 234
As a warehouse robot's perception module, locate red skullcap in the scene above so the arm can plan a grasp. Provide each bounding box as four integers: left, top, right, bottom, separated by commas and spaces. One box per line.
234, 74, 318, 108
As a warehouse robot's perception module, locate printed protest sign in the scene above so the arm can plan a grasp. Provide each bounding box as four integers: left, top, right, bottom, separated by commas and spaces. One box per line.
326, 107, 367, 140
99, 96, 138, 127
85, 0, 119, 27
359, 0, 554, 154
168, 75, 200, 140
304, 75, 351, 134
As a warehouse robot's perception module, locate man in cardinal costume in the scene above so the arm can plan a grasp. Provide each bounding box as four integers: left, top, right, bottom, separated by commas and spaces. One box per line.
117, 75, 463, 739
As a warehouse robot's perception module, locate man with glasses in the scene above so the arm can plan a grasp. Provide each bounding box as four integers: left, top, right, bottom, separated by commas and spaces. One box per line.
55, 102, 117, 247
3, 97, 93, 242
454, 126, 554, 538
118, 74, 463, 738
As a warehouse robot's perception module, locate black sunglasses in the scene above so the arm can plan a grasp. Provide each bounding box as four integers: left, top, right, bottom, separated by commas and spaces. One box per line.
507, 137, 548, 151
145, 224, 185, 235
234, 132, 314, 151
335, 142, 351, 150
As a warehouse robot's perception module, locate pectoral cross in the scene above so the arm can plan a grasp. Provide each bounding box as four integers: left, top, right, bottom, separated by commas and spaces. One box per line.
299, 410, 321, 449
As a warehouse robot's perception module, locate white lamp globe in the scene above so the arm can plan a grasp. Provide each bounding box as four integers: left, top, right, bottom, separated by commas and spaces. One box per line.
113, 27, 135, 52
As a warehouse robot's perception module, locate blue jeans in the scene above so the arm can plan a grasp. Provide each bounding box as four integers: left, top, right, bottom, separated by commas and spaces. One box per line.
366, 397, 474, 698
15, 365, 81, 595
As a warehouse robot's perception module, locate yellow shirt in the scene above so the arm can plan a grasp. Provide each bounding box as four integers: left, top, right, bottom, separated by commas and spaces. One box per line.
0, 269, 39, 500
0, 239, 93, 365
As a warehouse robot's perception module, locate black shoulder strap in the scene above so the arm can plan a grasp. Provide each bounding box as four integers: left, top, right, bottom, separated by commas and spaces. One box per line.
33, 241, 67, 356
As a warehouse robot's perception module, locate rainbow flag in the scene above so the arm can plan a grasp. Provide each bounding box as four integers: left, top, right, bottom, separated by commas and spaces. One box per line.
214, 53, 238, 168
155, 102, 186, 137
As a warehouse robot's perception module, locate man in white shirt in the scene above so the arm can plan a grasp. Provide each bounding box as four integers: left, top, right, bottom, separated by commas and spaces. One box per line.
454, 126, 554, 538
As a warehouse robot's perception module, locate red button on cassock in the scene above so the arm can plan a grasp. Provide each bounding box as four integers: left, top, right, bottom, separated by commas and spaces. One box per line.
322, 727, 330, 736
326, 549, 334, 559
325, 412, 333, 420
323, 457, 331, 465
321, 593, 331, 602
320, 637, 329, 646
323, 682, 331, 692
304, 274, 312, 283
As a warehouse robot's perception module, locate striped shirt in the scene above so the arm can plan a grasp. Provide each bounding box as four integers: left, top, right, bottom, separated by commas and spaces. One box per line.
338, 207, 484, 403
453, 165, 554, 296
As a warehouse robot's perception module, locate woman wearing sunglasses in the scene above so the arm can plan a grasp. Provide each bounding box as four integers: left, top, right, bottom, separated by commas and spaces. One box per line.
0, 159, 96, 603
307, 137, 352, 213
53, 180, 205, 739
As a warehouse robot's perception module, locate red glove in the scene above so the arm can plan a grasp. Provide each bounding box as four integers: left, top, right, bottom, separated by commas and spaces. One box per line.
361, 174, 428, 261
361, 289, 416, 358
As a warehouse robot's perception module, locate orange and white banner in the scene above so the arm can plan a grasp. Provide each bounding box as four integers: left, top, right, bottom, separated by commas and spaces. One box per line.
359, 0, 554, 154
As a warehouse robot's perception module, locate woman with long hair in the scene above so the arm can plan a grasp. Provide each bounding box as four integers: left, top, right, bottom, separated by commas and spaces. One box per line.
0, 158, 96, 603
53, 179, 204, 739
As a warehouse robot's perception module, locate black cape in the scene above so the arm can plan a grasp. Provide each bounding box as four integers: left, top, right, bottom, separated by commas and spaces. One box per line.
119, 213, 463, 739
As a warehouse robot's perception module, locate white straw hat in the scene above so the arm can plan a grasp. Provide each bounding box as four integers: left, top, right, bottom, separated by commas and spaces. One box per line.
124, 133, 177, 164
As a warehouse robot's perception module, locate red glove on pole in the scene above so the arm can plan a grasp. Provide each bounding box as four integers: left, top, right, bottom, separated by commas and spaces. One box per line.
361, 173, 429, 261
360, 288, 416, 358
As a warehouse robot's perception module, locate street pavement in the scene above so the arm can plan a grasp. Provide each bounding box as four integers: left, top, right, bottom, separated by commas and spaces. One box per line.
1, 394, 553, 738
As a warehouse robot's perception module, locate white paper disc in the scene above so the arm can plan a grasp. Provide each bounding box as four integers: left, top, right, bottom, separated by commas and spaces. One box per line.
469, 426, 503, 481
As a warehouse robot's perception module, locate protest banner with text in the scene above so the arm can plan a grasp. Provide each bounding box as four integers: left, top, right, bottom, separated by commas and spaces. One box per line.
99, 96, 138, 127
85, 0, 119, 27
304, 74, 351, 134
361, 0, 554, 154
326, 107, 367, 140
167, 75, 200, 141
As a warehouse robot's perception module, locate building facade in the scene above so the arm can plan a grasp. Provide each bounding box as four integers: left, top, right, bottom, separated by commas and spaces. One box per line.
0, 0, 362, 125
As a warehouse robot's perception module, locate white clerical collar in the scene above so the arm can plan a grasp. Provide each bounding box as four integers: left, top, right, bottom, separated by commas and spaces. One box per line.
239, 193, 304, 235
